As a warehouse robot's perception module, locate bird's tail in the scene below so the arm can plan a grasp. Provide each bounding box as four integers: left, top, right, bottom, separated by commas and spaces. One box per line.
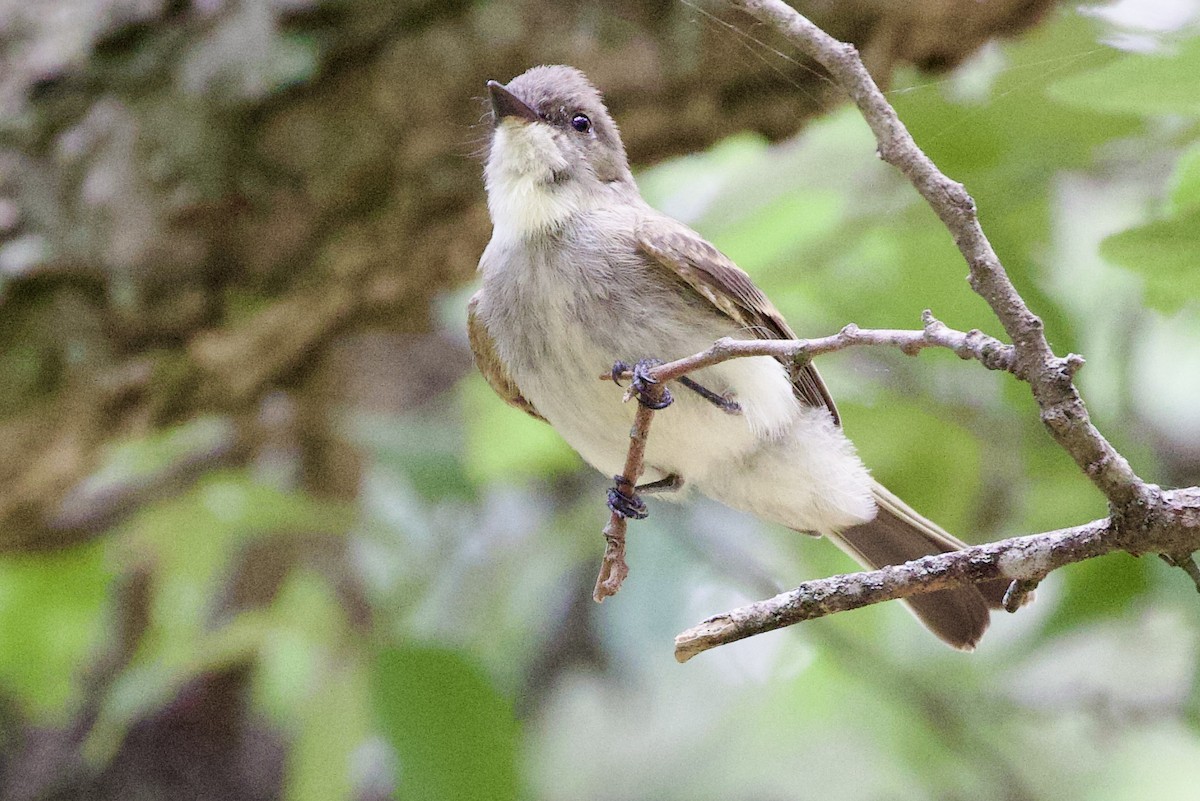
825, 481, 1017, 650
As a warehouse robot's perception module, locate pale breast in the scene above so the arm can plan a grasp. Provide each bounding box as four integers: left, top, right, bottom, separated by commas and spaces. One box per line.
477, 215, 799, 483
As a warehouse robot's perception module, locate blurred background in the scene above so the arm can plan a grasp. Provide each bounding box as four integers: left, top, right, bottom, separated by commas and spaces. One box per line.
2, 0, 1200, 799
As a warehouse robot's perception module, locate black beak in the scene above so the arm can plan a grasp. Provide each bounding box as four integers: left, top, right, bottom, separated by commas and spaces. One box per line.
487, 80, 539, 124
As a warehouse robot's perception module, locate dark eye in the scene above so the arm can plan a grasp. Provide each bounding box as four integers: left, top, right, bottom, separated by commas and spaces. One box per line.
570, 113, 591, 133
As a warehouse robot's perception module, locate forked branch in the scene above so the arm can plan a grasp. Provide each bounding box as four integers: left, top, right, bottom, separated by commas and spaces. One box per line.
591, 0, 1200, 661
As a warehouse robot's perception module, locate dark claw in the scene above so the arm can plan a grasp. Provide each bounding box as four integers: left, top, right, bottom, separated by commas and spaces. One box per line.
610, 359, 631, 387
630, 359, 673, 410
607, 475, 648, 519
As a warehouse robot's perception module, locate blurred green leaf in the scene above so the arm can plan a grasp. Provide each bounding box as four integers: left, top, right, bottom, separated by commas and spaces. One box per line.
374, 645, 521, 801
1168, 140, 1200, 214
840, 396, 982, 537
1100, 209, 1200, 313
84, 472, 354, 763
460, 374, 579, 484
256, 570, 349, 725
899, 16, 1138, 176
1045, 36, 1200, 117
284, 648, 372, 801
350, 412, 475, 499
0, 544, 111, 719
1040, 553, 1152, 637
709, 188, 844, 272
118, 472, 351, 635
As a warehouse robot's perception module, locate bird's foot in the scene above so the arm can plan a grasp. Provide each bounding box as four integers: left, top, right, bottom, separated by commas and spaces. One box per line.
612, 358, 673, 409
611, 360, 738, 415
607, 475, 649, 520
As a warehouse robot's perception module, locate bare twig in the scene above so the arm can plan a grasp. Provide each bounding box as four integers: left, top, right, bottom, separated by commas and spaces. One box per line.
675, 519, 1110, 662
605, 311, 1016, 387
676, 487, 1200, 661
648, 0, 1200, 660
729, 0, 1146, 510
593, 389, 662, 601
1160, 552, 1200, 593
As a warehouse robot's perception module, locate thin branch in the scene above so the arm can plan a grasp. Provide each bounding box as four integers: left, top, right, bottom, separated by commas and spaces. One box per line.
609, 311, 1016, 386
675, 494, 1200, 661
651, 0, 1200, 660
675, 519, 1108, 662
586, 1, 1199, 658
729, 0, 1147, 510
593, 386, 663, 601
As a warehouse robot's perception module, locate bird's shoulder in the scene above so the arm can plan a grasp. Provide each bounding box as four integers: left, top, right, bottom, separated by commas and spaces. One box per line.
634, 212, 839, 422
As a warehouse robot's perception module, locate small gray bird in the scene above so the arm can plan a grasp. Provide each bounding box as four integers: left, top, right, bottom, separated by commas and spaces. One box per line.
469, 65, 1010, 649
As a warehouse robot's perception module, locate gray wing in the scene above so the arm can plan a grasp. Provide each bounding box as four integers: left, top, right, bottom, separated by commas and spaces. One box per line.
635, 216, 839, 424
467, 290, 547, 423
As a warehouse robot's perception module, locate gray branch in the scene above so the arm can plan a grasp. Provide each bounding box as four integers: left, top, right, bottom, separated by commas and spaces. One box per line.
624, 310, 1017, 385
733, 0, 1143, 507
677, 488, 1200, 661
664, 0, 1200, 661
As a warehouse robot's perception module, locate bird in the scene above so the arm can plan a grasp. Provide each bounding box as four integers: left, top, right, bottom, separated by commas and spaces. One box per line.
468, 64, 1012, 649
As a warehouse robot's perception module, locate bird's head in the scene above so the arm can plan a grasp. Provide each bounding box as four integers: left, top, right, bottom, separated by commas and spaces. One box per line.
484, 65, 634, 235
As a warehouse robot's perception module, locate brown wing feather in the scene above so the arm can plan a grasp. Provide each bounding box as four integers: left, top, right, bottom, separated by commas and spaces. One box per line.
635, 217, 839, 424
467, 290, 547, 423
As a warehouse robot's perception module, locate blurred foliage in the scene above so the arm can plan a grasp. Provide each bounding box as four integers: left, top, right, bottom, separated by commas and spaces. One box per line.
4, 3, 1200, 801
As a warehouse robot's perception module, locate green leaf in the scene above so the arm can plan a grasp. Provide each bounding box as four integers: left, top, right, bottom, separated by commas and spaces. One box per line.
1100, 209, 1200, 312
374, 646, 521, 801
284, 656, 371, 801
256, 570, 349, 725
82, 472, 353, 764
1168, 140, 1200, 214
1045, 37, 1200, 117
1039, 553, 1151, 637
460, 374, 579, 484
0, 544, 112, 719
839, 397, 982, 539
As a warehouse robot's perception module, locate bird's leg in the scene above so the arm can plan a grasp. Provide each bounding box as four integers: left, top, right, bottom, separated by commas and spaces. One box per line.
607, 474, 648, 520
637, 473, 683, 495
677, 376, 741, 414
611, 359, 738, 414
606, 473, 681, 520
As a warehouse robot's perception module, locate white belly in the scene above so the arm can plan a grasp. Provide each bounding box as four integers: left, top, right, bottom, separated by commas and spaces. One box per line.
520, 346, 797, 485
476, 217, 874, 534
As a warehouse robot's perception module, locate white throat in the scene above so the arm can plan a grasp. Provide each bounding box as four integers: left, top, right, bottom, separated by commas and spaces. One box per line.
485, 122, 590, 238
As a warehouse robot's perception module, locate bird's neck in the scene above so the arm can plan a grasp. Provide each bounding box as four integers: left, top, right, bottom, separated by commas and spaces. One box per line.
486, 172, 640, 242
